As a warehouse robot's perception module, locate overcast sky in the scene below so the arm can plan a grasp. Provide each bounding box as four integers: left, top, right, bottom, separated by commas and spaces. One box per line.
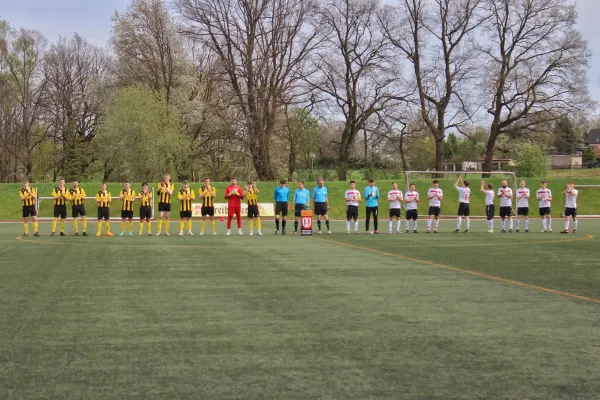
2, 0, 599, 104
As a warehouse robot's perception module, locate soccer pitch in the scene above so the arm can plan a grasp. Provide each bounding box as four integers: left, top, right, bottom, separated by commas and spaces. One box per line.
1, 220, 599, 399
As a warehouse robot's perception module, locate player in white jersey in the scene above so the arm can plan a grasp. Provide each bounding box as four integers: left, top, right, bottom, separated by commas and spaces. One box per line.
404, 183, 419, 233
387, 182, 403, 234
454, 176, 471, 233
497, 180, 514, 233
481, 181, 495, 232
426, 180, 443, 233
515, 180, 530, 233
561, 181, 578, 234
344, 180, 361, 234
536, 180, 553, 232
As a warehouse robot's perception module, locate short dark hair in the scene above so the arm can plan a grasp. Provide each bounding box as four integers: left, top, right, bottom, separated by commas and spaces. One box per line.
488, 183, 493, 189
349, 180, 355, 184
247, 180, 253, 184
125, 180, 131, 184
59, 177, 65, 181
183, 180, 189, 184
204, 177, 210, 181
231, 177, 237, 180
368, 178, 375, 183
464, 181, 469, 187
541, 180, 547, 184
142, 182, 148, 187
280, 179, 286, 184
299, 181, 305, 184
409, 183, 415, 187
72, 178, 78, 182
433, 180, 439, 184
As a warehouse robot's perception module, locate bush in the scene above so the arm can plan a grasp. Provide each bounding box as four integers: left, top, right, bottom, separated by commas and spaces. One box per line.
582, 147, 597, 162
514, 143, 550, 177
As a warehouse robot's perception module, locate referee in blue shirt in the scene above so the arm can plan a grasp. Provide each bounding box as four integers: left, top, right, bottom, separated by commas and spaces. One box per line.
312, 178, 331, 234
273, 179, 290, 234
293, 181, 310, 234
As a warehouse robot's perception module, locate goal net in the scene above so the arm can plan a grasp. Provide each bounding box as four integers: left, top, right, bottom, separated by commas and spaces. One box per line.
403, 171, 518, 218
36, 187, 156, 221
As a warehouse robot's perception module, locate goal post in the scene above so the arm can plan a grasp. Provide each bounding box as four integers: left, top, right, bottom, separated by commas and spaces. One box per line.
36, 187, 156, 221
403, 171, 518, 218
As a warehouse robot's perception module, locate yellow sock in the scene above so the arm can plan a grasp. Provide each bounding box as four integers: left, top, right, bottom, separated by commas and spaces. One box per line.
97, 222, 102, 235
211, 220, 216, 232
257, 218, 262, 230
121, 221, 126, 233
73, 219, 79, 233
157, 219, 163, 233
139, 222, 144, 234
33, 222, 38, 233
187, 219, 192, 232
200, 220, 205, 233
105, 221, 111, 233
82, 218, 87, 232
165, 220, 170, 232
179, 221, 184, 231
24, 223, 29, 234
52, 218, 57, 232
60, 220, 65, 232
128, 221, 133, 232
147, 221, 152, 234
249, 219, 254, 231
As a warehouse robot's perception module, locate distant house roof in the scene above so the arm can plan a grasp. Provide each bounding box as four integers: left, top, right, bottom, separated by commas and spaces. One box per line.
584, 129, 600, 144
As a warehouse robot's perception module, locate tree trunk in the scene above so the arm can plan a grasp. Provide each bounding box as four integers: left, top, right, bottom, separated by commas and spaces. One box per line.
249, 136, 275, 180
287, 137, 296, 182
482, 130, 499, 177
338, 150, 349, 181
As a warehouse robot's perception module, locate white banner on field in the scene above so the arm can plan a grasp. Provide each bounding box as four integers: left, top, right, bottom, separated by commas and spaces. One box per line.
192, 202, 276, 217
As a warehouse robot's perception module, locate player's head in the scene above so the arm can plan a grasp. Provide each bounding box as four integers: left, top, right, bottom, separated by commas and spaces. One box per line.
349, 180, 355, 189
369, 178, 375, 186
568, 181, 575, 190
72, 179, 78, 188
409, 183, 416, 191
298, 181, 305, 189
204, 177, 211, 185
541, 180, 547, 189
392, 181, 398, 189
317, 178, 324, 187
520, 180, 526, 188
463, 180, 469, 187
433, 180, 439, 188
488, 183, 493, 190
183, 179, 189, 188
279, 179, 286, 187
231, 177, 237, 186
23, 180, 29, 189
142, 182, 148, 192
501, 180, 507, 188
101, 182, 107, 190
124, 181, 131, 189
163, 174, 170, 183
58, 178, 65, 187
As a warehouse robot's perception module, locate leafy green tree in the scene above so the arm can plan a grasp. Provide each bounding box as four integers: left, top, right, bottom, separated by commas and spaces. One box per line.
553, 117, 581, 154
285, 108, 319, 181
95, 85, 191, 182
514, 142, 550, 178
582, 146, 597, 162
444, 133, 458, 161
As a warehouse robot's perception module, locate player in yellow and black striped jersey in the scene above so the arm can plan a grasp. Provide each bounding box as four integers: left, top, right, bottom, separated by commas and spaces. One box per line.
156, 174, 174, 235
138, 183, 153, 235
69, 179, 88, 236
199, 177, 217, 235
245, 181, 262, 235
95, 182, 114, 237
119, 181, 136, 236
51, 178, 68, 236
177, 180, 195, 236
19, 180, 39, 236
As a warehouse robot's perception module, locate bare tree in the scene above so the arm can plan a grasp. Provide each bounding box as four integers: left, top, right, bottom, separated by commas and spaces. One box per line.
176, 0, 321, 180
381, 0, 485, 173
479, 0, 591, 172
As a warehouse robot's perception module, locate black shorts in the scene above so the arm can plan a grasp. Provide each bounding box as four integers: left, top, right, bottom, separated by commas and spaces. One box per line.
23, 205, 37, 218
564, 208, 577, 218
428, 206, 440, 217
500, 206, 512, 218
486, 205, 495, 220
294, 203, 308, 217
517, 207, 529, 216
158, 202, 171, 212
539, 207, 551, 216
72, 204, 86, 217
458, 203, 470, 217
406, 209, 418, 220
247, 204, 260, 218
180, 210, 192, 219
314, 202, 328, 216
97, 207, 110, 220
121, 210, 134, 219
54, 205, 67, 219
201, 206, 214, 217
389, 208, 401, 218
140, 206, 152, 220
346, 205, 359, 220
275, 202, 288, 217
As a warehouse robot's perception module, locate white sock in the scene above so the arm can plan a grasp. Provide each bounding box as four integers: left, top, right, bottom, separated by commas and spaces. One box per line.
565, 220, 570, 230
413, 221, 418, 231
346, 221, 350, 231
406, 220, 410, 231
574, 220, 578, 229
354, 221, 359, 232
434, 219, 439, 229
502, 220, 506, 230
396, 220, 401, 232
388, 220, 393, 232
548, 217, 552, 229
488, 220, 493, 230
427, 219, 432, 229
466, 218, 470, 229
457, 217, 462, 229
516, 219, 520, 230
525, 218, 529, 230
509, 220, 513, 230
542, 219, 547, 230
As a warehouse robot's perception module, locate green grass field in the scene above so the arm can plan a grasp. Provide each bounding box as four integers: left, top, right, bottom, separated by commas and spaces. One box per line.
1, 218, 599, 399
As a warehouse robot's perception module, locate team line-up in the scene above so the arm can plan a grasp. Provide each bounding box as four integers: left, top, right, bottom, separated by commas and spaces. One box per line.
18, 175, 581, 237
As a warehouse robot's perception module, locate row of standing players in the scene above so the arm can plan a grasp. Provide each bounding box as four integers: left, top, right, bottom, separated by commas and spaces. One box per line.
18, 176, 581, 237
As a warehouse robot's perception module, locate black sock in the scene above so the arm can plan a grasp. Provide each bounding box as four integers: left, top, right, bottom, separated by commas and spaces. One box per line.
282, 220, 286, 231
326, 220, 330, 230
276, 219, 280, 230
317, 220, 321, 230
294, 221, 298, 231
374, 217, 378, 231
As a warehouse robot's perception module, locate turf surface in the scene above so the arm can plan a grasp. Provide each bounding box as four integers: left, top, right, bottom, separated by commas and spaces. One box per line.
1, 219, 599, 399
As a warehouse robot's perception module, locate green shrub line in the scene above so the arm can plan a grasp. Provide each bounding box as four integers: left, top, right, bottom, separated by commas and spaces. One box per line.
1, 177, 599, 220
